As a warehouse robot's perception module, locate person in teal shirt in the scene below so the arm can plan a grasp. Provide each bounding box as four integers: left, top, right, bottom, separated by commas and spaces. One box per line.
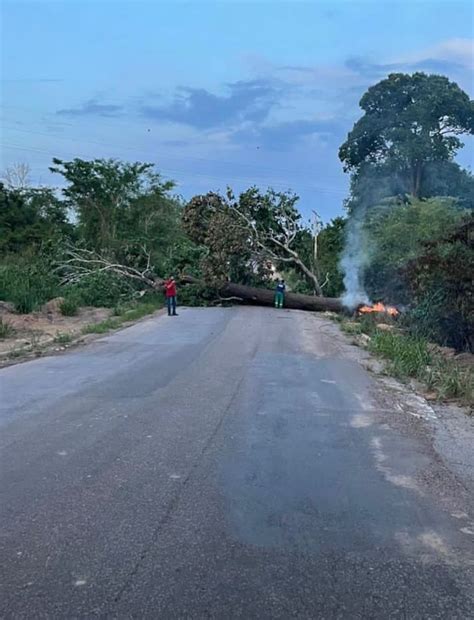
274, 279, 286, 308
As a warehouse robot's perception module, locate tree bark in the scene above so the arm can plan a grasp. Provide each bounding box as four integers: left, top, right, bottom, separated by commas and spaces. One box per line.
173, 276, 343, 312
411, 161, 423, 198
218, 281, 343, 312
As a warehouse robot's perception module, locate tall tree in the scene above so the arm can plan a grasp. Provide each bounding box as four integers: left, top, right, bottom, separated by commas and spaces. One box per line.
339, 73, 474, 198
50, 158, 174, 251
0, 183, 71, 255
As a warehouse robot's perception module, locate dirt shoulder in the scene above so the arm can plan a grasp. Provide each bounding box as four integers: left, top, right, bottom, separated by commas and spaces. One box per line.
0, 298, 165, 368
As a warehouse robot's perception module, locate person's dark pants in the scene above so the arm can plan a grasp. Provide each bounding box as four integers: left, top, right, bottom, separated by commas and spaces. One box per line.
167, 296, 177, 315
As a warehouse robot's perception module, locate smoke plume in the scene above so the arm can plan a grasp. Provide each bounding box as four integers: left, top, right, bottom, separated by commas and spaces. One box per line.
340, 206, 370, 309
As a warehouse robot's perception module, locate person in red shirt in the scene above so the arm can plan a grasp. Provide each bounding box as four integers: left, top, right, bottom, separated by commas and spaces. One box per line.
164, 277, 178, 316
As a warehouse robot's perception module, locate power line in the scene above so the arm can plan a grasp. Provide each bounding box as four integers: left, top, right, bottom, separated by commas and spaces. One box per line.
1, 142, 348, 196
1, 118, 347, 187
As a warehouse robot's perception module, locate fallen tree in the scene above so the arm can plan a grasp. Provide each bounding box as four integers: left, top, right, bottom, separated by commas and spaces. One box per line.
217, 281, 343, 312
57, 246, 344, 313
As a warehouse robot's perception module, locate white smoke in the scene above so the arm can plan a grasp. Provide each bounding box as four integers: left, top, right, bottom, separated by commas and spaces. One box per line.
340, 206, 371, 309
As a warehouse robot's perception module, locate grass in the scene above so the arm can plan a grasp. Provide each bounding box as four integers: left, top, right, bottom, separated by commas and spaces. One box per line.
120, 302, 161, 322
0, 318, 15, 339
0, 262, 59, 314
369, 331, 431, 379
424, 357, 473, 403
340, 321, 362, 335
7, 348, 26, 359
82, 318, 122, 334
339, 316, 473, 408
82, 298, 163, 335
54, 332, 73, 344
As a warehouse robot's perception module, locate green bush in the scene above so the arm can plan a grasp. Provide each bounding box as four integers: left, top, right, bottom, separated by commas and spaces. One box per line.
0, 318, 14, 338
362, 197, 465, 304
54, 332, 73, 344
0, 261, 59, 313
59, 296, 79, 316
66, 272, 136, 308
404, 215, 474, 352
82, 296, 163, 335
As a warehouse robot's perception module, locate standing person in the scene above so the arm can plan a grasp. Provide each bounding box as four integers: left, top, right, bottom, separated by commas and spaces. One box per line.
164, 276, 178, 316
274, 279, 286, 309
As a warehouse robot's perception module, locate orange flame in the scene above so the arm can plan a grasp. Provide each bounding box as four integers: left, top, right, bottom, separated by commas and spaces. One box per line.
358, 302, 399, 317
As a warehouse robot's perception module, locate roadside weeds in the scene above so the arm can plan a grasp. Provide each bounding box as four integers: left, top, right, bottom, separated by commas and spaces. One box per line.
328, 313, 473, 412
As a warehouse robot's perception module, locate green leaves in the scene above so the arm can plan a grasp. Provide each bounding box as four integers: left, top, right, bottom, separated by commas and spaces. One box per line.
182, 187, 306, 286
50, 158, 175, 251
340, 73, 474, 197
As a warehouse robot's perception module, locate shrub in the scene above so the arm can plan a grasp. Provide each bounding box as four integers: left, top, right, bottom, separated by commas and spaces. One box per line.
0, 261, 59, 313
59, 296, 79, 316
65, 271, 136, 308
404, 215, 474, 352
363, 197, 465, 304
0, 318, 14, 338
54, 332, 73, 344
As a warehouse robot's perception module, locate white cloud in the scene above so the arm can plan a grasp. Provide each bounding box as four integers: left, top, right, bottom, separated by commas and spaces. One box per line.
395, 37, 474, 71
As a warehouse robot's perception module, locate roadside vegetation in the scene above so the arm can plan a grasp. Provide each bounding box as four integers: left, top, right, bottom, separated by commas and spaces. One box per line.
0, 318, 15, 339
338, 314, 473, 409
81, 297, 164, 334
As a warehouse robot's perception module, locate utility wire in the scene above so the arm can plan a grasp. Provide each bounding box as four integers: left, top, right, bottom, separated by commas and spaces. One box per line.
2, 142, 348, 196
1, 118, 347, 188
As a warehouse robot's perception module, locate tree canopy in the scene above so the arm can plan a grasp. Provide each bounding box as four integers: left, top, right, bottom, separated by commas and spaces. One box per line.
0, 183, 72, 255
339, 73, 474, 198
183, 187, 323, 292
50, 158, 175, 251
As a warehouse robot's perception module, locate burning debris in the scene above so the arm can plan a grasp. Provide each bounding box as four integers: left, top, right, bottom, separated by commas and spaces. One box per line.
358, 302, 399, 317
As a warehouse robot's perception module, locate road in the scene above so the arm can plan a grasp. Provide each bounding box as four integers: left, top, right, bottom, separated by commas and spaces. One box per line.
1, 307, 473, 618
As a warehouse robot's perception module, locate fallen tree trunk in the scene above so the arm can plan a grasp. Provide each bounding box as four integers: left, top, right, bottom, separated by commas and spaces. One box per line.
175, 276, 343, 312
218, 281, 343, 313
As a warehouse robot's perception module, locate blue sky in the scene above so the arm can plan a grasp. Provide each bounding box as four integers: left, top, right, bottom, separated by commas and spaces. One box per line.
1, 0, 473, 221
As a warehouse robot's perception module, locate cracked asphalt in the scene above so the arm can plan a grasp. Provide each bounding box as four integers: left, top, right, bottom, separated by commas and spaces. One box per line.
1, 306, 473, 618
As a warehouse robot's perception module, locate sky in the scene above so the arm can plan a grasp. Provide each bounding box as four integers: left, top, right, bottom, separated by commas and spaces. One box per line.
1, 0, 473, 221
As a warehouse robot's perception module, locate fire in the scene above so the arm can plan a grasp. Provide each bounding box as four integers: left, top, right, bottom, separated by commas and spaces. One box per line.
358, 302, 399, 317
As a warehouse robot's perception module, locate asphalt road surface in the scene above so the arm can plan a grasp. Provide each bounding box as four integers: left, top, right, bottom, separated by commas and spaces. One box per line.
1, 307, 473, 619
